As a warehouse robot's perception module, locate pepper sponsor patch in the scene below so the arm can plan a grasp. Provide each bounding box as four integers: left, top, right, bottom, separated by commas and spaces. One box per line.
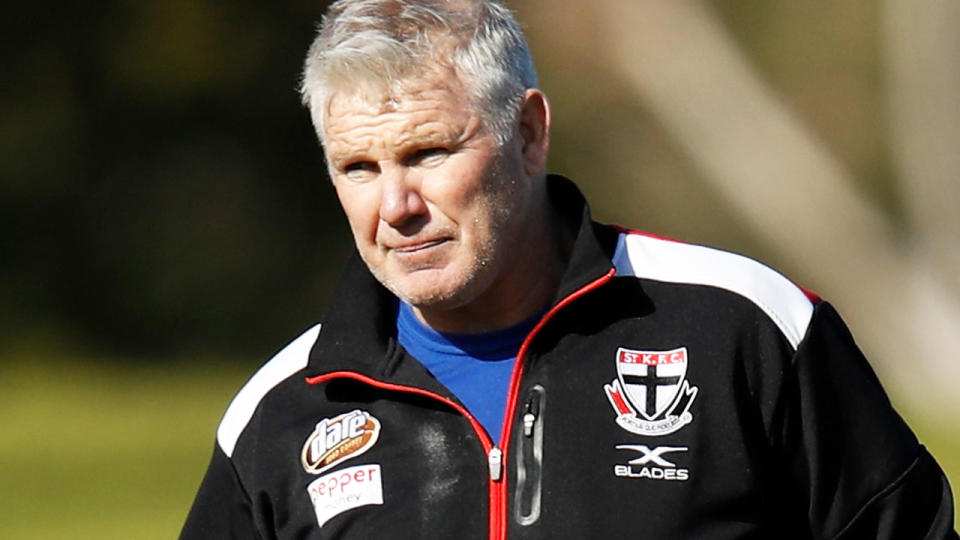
604, 347, 698, 436
302, 410, 381, 474
307, 464, 384, 527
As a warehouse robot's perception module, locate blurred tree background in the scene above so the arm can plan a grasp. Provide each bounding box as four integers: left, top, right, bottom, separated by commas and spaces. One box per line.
1, 0, 957, 537
2, 2, 349, 359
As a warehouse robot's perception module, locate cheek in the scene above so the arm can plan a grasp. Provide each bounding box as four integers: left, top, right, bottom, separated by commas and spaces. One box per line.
427, 158, 498, 215
335, 185, 381, 242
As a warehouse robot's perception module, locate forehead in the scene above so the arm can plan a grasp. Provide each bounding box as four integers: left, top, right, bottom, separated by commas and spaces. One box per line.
322, 72, 480, 156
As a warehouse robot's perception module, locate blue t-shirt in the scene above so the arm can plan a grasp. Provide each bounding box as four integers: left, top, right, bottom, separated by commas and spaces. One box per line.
396, 302, 542, 443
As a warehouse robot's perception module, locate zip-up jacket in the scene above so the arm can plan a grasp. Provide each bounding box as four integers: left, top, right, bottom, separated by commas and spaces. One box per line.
181, 176, 957, 539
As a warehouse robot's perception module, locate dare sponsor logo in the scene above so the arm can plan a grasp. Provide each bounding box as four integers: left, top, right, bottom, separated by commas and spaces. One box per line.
302, 410, 381, 475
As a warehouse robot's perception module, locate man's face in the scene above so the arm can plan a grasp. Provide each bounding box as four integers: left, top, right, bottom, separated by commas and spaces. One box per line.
323, 71, 530, 315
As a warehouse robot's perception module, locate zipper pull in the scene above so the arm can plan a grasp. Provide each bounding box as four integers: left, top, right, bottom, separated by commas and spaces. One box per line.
523, 413, 536, 437
523, 395, 540, 437
488, 447, 503, 481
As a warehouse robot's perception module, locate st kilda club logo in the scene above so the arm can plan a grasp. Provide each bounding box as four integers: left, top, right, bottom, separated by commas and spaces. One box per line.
604, 347, 698, 436
302, 410, 381, 475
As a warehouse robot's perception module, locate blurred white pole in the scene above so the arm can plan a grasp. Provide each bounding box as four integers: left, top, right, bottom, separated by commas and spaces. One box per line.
882, 0, 960, 294
584, 0, 960, 411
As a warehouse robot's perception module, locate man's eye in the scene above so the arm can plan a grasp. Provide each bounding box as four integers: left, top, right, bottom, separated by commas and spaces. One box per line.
411, 148, 449, 166
342, 161, 379, 179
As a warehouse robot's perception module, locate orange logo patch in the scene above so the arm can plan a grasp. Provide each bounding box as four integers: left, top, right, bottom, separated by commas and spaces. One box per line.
301, 410, 381, 475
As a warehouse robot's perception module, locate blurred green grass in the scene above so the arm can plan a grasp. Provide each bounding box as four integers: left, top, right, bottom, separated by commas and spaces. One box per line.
1, 357, 957, 538
0, 357, 252, 539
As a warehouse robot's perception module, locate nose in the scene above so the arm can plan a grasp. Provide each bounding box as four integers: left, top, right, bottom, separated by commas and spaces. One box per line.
379, 165, 427, 227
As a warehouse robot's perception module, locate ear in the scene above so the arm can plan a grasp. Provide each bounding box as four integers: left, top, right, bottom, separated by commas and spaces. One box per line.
517, 89, 551, 176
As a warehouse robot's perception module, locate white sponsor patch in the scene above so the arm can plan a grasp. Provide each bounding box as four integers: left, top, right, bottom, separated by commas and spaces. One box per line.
307, 464, 384, 528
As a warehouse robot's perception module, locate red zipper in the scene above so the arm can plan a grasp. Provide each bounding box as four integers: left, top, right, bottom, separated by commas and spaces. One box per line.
491, 268, 616, 540
304, 371, 494, 453
305, 267, 615, 540
304, 371, 500, 534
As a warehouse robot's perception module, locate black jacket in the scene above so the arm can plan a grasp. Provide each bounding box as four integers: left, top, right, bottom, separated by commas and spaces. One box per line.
181, 176, 957, 539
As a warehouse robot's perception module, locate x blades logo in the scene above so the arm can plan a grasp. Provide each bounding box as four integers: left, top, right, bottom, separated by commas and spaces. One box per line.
604, 346, 698, 436
302, 410, 381, 475
616, 445, 687, 467
614, 445, 690, 481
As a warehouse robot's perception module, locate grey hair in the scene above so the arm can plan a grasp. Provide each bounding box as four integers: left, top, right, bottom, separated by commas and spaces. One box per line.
299, 0, 538, 145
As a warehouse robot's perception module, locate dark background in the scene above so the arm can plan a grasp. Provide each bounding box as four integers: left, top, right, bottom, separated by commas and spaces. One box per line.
4, 1, 352, 359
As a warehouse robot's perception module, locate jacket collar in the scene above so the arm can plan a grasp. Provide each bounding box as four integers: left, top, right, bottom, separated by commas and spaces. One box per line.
306, 175, 618, 378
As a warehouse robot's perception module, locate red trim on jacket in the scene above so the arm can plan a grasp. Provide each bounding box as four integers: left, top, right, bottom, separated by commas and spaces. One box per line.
305, 371, 494, 452
306, 268, 617, 540
493, 268, 616, 539
306, 371, 498, 535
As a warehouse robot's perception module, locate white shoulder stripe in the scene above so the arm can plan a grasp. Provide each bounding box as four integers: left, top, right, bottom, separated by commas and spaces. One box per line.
612, 233, 813, 349
216, 324, 321, 457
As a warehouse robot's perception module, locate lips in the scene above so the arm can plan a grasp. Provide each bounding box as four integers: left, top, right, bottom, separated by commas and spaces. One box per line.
384, 237, 454, 270
391, 239, 449, 253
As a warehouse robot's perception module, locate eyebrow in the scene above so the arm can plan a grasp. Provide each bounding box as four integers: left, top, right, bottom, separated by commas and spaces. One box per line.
329, 123, 468, 164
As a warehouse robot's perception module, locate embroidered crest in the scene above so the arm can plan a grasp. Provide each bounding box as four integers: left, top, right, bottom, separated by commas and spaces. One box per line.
604, 347, 698, 436
302, 410, 381, 474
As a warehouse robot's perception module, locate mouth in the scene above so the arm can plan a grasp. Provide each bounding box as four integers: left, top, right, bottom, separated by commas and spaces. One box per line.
390, 238, 450, 254
384, 237, 454, 270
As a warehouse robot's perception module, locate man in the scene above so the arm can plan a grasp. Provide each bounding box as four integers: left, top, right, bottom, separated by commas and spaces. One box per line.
181, 1, 957, 538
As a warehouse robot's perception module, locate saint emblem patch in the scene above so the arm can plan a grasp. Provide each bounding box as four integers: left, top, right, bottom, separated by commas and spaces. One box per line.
604, 347, 698, 436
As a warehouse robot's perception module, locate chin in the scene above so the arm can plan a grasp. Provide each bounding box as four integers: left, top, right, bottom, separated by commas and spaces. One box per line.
394, 282, 468, 309
365, 250, 494, 311
391, 271, 483, 311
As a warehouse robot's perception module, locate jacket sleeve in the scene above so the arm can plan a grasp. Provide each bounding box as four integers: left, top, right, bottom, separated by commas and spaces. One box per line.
179, 443, 261, 540
782, 301, 957, 539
